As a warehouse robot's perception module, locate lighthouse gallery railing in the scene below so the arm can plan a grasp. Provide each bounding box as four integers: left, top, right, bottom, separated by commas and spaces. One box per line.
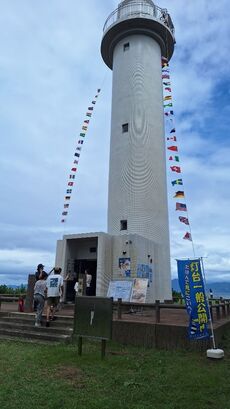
103, 1, 175, 39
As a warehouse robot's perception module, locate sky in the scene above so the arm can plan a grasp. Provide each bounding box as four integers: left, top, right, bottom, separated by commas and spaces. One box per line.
0, 0, 229, 285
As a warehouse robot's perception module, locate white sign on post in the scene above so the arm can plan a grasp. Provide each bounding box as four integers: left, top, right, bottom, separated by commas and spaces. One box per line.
107, 280, 133, 302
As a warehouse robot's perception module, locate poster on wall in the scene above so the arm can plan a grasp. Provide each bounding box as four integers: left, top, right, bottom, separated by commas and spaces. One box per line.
118, 258, 131, 277
130, 278, 148, 303
107, 280, 133, 302
137, 264, 153, 283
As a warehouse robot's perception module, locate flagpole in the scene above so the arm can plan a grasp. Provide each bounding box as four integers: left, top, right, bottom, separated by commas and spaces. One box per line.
200, 257, 216, 349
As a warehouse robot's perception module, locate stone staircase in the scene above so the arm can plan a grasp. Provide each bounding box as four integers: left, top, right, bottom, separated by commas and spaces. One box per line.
0, 311, 74, 343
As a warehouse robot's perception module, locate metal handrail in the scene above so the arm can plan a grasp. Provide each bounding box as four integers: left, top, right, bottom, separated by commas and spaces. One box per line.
103, 1, 175, 38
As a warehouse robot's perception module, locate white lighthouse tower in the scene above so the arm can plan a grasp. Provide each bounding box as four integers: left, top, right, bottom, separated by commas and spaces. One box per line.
55, 0, 175, 302
101, 0, 175, 300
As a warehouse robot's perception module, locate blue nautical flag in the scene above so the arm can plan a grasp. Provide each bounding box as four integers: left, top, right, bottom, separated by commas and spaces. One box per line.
177, 259, 210, 340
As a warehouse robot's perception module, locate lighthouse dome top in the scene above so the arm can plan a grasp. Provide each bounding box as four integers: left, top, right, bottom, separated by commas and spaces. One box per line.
101, 1, 175, 69
119, 0, 155, 6
119, 0, 155, 5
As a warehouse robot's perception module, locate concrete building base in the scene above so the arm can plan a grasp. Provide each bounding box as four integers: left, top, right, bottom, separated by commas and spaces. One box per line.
55, 231, 172, 303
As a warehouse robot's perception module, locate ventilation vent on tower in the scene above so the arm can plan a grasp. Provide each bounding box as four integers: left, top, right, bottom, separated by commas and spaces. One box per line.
123, 42, 130, 51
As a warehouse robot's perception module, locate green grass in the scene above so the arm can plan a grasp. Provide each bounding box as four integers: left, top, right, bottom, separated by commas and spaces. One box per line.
0, 335, 230, 409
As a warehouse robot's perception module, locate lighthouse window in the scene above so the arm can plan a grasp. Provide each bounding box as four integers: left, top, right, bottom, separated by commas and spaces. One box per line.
122, 123, 129, 133
120, 220, 127, 231
123, 42, 130, 51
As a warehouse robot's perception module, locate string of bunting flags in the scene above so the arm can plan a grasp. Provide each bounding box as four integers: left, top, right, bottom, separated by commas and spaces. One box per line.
162, 57, 193, 246
162, 62, 214, 343
60, 88, 101, 223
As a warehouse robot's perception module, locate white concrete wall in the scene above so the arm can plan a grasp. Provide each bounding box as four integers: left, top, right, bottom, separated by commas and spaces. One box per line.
55, 240, 65, 271
96, 234, 113, 296
111, 234, 157, 302
107, 33, 171, 299
65, 237, 98, 261
55, 231, 172, 301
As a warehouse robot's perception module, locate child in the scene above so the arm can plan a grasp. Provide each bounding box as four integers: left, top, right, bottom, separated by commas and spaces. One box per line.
18, 295, 25, 312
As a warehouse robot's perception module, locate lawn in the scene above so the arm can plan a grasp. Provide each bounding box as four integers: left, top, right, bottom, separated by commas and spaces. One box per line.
0, 334, 229, 409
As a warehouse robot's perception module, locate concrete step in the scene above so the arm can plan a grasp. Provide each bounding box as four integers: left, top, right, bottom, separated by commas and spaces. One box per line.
0, 311, 74, 343
0, 320, 73, 335
0, 317, 73, 329
0, 312, 74, 328
0, 311, 73, 320
0, 335, 61, 345
0, 327, 72, 343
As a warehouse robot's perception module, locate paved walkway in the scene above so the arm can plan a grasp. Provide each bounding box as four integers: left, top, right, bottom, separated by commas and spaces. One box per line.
0, 301, 74, 316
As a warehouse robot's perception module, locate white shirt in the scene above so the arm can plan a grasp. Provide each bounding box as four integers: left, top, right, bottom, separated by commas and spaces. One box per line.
46, 274, 63, 297
86, 274, 92, 288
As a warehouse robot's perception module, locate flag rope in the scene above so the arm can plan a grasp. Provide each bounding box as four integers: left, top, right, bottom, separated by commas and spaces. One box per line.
162, 57, 196, 257
60, 88, 101, 224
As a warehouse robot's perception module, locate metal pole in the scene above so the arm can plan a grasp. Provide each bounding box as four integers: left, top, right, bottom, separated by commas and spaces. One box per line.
101, 339, 106, 359
155, 300, 160, 323
200, 257, 216, 349
78, 336, 83, 356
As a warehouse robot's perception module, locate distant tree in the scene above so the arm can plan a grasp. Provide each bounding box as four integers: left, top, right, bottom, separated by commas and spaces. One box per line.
0, 285, 8, 294
14, 285, 27, 294
0, 284, 26, 295
172, 289, 183, 303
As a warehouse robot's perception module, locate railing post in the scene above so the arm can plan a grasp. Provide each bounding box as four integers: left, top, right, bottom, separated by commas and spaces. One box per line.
155, 300, 160, 323
227, 301, 230, 316
78, 336, 83, 356
216, 302, 220, 320
24, 274, 36, 313
117, 298, 122, 320
222, 300, 226, 319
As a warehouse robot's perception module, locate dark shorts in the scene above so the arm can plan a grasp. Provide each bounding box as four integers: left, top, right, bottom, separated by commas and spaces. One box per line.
47, 296, 60, 306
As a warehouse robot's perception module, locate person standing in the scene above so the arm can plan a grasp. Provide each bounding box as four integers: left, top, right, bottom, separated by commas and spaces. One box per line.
33, 271, 47, 327
85, 269, 92, 296
45, 267, 63, 327
35, 264, 45, 281
74, 281, 79, 295
34, 264, 47, 311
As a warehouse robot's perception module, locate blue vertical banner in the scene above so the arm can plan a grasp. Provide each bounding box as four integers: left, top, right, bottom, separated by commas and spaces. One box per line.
177, 259, 210, 340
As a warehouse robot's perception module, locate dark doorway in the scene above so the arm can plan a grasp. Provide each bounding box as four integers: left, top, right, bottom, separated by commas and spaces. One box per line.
65, 259, 97, 302
74, 259, 97, 296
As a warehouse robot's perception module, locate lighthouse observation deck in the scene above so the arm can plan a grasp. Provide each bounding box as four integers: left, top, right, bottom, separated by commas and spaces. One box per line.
101, 1, 175, 69
103, 1, 175, 37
